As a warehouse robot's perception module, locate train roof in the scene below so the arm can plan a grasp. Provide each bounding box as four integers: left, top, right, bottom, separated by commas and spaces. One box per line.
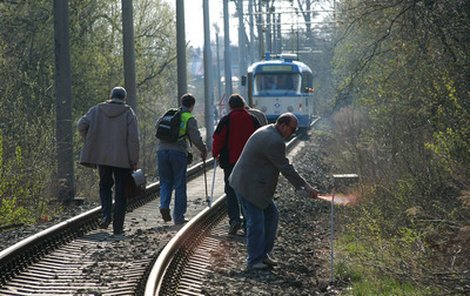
247, 55, 312, 74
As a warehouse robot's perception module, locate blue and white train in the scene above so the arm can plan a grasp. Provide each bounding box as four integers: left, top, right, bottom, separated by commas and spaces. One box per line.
243, 53, 315, 128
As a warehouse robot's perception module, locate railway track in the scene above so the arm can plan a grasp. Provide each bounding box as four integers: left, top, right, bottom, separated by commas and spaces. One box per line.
0, 121, 314, 295
0, 158, 225, 295
144, 133, 304, 296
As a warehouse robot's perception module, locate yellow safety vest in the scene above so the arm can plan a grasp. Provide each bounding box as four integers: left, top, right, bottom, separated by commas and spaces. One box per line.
179, 111, 193, 141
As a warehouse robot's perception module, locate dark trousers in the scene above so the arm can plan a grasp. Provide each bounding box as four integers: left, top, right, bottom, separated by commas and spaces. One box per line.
98, 165, 131, 233
224, 165, 243, 225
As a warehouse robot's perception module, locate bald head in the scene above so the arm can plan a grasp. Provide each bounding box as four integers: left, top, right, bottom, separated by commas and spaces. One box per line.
275, 113, 298, 139
276, 112, 298, 127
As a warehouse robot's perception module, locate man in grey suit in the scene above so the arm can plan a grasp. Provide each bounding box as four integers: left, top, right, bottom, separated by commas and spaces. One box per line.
229, 112, 318, 270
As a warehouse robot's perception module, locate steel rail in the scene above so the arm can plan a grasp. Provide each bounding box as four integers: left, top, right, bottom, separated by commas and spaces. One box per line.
0, 158, 215, 285
143, 120, 320, 295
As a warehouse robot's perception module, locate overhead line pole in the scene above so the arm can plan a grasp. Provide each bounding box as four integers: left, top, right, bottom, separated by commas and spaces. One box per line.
257, 0, 264, 59
248, 0, 255, 64
53, 0, 75, 202
121, 0, 137, 111
238, 0, 246, 98
223, 0, 232, 106
176, 0, 187, 102
203, 0, 214, 148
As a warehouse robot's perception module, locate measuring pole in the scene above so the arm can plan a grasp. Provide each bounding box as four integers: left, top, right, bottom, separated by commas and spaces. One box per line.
329, 185, 335, 285
330, 174, 359, 286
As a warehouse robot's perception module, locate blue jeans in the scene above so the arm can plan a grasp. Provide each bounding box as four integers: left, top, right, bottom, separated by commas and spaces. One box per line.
224, 166, 243, 226
238, 192, 279, 267
98, 165, 131, 233
158, 150, 188, 223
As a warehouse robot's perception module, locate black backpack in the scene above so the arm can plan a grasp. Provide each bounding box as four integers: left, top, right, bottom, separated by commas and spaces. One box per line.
155, 108, 183, 142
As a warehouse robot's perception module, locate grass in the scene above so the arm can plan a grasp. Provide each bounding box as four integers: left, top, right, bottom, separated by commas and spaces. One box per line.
335, 235, 436, 296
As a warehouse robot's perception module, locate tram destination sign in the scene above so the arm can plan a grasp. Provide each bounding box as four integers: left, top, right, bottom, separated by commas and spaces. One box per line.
260, 65, 294, 72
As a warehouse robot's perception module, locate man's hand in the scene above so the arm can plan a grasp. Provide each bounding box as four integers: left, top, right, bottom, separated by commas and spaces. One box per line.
306, 183, 319, 199
201, 150, 207, 161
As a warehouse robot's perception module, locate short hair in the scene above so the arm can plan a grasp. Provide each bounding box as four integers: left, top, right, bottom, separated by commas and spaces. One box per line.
110, 86, 127, 100
276, 112, 297, 126
228, 93, 246, 109
180, 93, 196, 108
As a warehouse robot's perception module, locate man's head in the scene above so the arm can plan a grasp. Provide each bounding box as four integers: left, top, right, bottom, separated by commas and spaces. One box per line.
181, 93, 196, 110
109, 86, 127, 102
275, 112, 298, 139
228, 93, 246, 110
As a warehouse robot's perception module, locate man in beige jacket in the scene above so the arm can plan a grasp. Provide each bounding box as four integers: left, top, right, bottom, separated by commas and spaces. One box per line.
77, 86, 139, 236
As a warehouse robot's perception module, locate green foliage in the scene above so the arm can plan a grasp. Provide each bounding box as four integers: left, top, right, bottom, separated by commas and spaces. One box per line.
0, 1, 178, 207
329, 0, 470, 293
0, 197, 33, 225
336, 234, 436, 296
349, 277, 430, 296
0, 133, 43, 226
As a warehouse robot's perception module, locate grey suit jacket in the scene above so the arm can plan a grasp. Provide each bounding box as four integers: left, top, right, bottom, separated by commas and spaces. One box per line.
229, 124, 307, 209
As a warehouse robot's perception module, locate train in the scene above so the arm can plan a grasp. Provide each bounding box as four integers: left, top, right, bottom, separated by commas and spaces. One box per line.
243, 53, 316, 129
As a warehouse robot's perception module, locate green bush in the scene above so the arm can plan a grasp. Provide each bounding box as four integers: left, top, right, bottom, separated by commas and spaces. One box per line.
0, 133, 46, 226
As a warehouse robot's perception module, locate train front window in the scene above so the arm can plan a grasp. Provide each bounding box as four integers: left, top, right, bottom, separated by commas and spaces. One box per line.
254, 73, 301, 94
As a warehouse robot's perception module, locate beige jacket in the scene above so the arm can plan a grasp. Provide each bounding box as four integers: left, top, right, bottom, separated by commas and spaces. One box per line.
77, 101, 139, 169
229, 124, 306, 209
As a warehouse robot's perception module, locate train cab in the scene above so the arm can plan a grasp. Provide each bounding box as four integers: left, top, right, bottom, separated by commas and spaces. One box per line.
245, 53, 315, 128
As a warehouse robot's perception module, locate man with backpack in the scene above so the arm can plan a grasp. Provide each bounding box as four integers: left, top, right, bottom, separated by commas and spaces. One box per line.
156, 93, 207, 225
212, 94, 261, 235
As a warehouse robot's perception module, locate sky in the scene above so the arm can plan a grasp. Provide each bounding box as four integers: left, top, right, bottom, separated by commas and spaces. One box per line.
165, 1, 238, 48
164, 1, 336, 49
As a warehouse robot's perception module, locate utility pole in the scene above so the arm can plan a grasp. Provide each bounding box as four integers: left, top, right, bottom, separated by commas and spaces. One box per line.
277, 13, 282, 53
214, 25, 222, 103
238, 0, 246, 98
257, 0, 264, 59
203, 0, 214, 148
265, 2, 272, 53
272, 7, 277, 54
176, 0, 187, 102
121, 0, 137, 111
248, 0, 255, 64
53, 0, 75, 203
223, 0, 232, 105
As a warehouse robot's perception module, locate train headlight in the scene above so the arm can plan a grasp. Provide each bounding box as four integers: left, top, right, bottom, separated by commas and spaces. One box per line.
261, 106, 267, 112
287, 105, 294, 112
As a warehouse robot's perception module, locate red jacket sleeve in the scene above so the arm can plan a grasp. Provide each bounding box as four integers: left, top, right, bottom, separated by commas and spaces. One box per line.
212, 116, 229, 158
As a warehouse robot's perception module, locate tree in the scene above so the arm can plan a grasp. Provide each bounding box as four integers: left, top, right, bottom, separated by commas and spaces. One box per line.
331, 0, 470, 292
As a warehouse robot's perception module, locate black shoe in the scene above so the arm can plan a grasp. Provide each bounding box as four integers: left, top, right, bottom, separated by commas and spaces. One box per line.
263, 255, 278, 267
174, 218, 189, 225
113, 229, 125, 236
160, 208, 172, 222
99, 218, 111, 229
248, 262, 270, 270
228, 221, 241, 235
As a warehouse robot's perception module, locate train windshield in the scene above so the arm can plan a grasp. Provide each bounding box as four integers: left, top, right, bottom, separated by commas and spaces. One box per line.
253, 73, 301, 95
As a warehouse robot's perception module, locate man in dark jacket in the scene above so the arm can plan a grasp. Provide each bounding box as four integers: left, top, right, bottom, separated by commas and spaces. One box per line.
212, 94, 260, 235
77, 86, 140, 236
